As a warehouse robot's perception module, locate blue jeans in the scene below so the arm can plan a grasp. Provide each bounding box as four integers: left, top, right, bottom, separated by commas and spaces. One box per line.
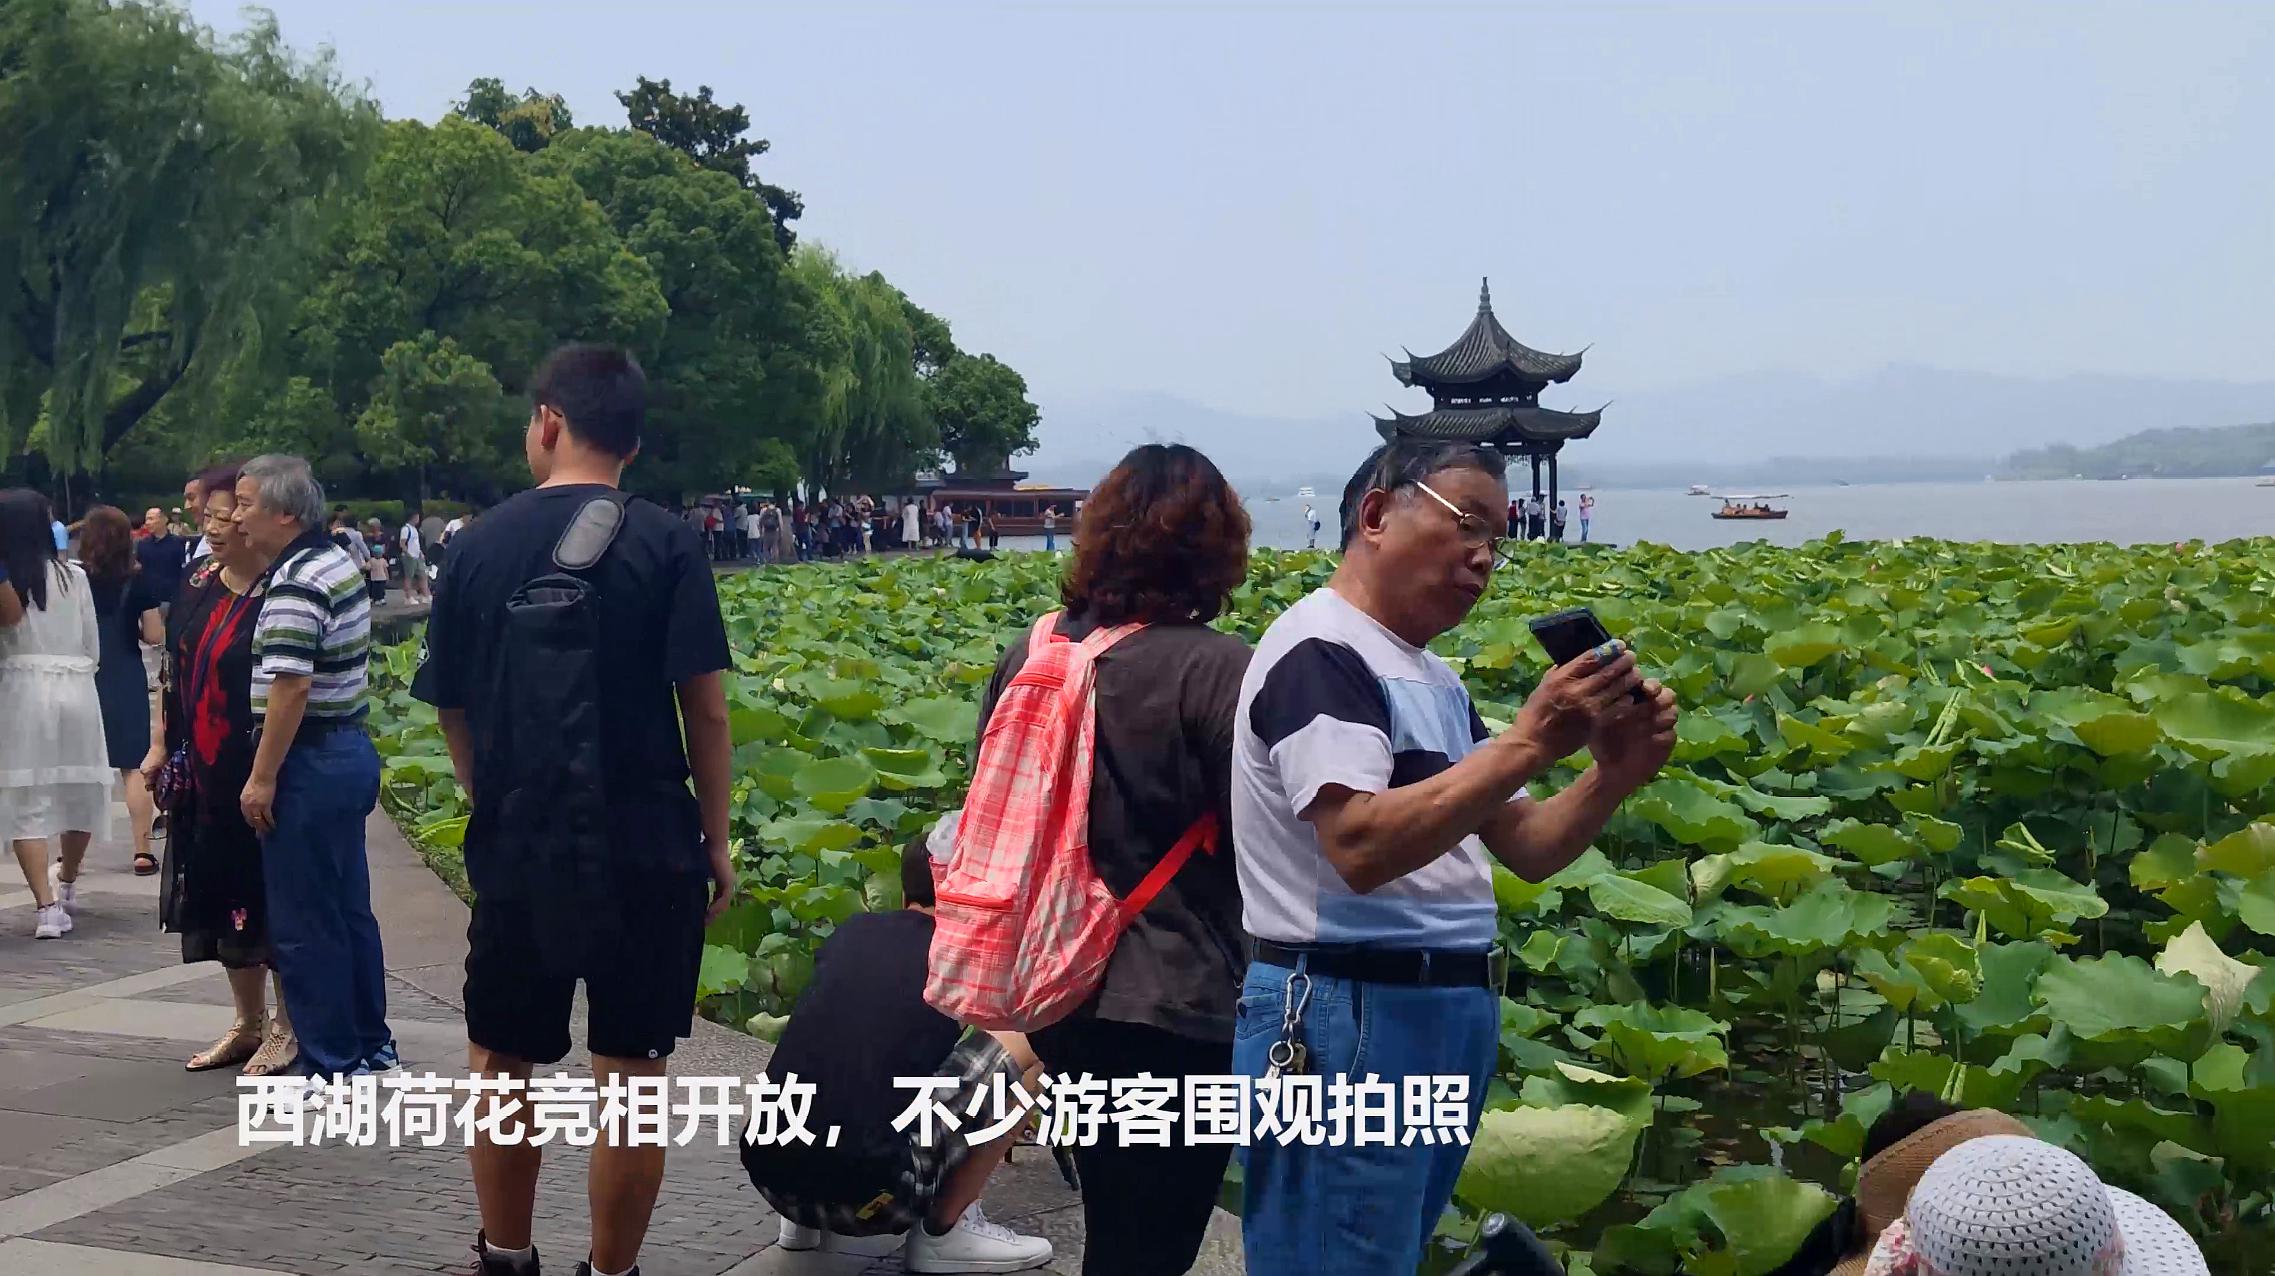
1235, 958, 1498, 1276
1044, 530, 1056, 552
263, 725, 392, 1079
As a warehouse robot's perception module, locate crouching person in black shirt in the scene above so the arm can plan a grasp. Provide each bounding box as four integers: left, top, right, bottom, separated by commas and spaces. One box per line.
741, 839, 1055, 1273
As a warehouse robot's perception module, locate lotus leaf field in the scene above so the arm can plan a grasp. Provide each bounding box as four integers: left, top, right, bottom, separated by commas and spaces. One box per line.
367, 535, 2275, 1274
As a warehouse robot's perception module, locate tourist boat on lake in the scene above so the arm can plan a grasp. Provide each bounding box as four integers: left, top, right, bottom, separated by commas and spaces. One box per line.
1710, 494, 1790, 520
914, 466, 1087, 536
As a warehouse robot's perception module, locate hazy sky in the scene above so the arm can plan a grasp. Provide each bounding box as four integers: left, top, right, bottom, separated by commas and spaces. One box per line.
192, 1, 2275, 422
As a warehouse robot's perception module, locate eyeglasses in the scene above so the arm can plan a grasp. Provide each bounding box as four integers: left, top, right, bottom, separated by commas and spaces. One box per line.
1411, 480, 1506, 563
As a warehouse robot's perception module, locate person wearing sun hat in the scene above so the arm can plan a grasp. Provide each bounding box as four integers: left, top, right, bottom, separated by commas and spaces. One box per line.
1807, 1099, 2035, 1276
1866, 1135, 2208, 1276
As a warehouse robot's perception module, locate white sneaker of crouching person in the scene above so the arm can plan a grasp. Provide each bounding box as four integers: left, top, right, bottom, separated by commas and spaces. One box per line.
904, 1203, 1053, 1274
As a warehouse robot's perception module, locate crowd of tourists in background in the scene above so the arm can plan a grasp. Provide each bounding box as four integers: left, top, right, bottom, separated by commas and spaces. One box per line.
0, 343, 2212, 1276
1504, 489, 1595, 543
670, 492, 1065, 565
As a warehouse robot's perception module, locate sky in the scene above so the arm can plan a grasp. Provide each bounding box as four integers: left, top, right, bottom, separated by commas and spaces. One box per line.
190, 1, 2275, 425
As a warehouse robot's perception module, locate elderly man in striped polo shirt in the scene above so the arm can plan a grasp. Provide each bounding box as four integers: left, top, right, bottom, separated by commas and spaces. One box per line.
233, 454, 396, 1090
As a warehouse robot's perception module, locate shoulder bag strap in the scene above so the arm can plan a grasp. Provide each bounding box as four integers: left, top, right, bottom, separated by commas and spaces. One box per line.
552, 489, 633, 574
1117, 810, 1219, 922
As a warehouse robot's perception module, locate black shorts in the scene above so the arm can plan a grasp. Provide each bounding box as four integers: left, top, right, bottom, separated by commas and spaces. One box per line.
464, 874, 708, 1064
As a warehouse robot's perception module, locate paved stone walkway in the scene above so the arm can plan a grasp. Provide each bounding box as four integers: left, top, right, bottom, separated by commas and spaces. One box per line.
0, 801, 1243, 1275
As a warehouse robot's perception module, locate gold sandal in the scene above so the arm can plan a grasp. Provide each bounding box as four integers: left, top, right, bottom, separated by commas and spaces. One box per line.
241, 1026, 299, 1077
187, 1021, 263, 1072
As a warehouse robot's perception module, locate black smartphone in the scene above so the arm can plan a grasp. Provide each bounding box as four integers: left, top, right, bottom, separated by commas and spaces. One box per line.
1528, 607, 1648, 702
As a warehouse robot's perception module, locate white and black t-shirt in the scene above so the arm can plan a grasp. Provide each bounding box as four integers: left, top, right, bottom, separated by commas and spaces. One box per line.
1232, 587, 1514, 950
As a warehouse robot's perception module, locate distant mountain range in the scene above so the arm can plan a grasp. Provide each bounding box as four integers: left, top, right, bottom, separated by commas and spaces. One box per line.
1019, 366, 2275, 492
2004, 421, 2275, 481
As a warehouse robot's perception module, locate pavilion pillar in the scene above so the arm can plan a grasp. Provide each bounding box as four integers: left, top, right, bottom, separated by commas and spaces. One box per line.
1548, 451, 1561, 542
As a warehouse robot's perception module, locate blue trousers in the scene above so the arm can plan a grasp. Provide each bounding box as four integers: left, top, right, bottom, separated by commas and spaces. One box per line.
263, 727, 393, 1078
1235, 958, 1498, 1276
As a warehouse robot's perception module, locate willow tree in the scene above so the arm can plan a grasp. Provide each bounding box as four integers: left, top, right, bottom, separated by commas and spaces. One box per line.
0, 0, 379, 473
786, 247, 933, 494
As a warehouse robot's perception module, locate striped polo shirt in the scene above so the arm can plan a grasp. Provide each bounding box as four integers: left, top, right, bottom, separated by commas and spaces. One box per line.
1232, 587, 1524, 950
252, 528, 370, 721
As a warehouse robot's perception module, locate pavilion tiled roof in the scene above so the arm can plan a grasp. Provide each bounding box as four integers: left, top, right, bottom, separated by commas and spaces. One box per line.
1391, 279, 1585, 388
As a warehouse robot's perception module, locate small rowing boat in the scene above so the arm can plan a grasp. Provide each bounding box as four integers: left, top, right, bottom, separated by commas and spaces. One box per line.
1709, 494, 1790, 520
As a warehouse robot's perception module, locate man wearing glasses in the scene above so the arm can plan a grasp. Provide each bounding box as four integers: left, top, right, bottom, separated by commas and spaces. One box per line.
1229, 438, 1679, 1276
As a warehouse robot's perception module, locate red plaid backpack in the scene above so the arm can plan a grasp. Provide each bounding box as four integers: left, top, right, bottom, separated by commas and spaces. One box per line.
925, 611, 1219, 1031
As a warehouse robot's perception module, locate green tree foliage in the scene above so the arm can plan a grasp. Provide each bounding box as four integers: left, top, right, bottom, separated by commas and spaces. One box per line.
616, 75, 802, 251
352, 333, 509, 500
534, 129, 811, 497
788, 247, 934, 493
451, 77, 574, 153
2004, 421, 2275, 481
0, 0, 379, 469
929, 352, 1040, 473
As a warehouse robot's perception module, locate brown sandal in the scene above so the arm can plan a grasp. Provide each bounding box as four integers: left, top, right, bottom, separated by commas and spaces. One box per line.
133, 852, 158, 876
242, 1026, 299, 1077
187, 1022, 263, 1072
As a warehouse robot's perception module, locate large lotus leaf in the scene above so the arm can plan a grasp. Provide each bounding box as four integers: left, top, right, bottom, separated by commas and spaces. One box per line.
805, 678, 885, 721
2238, 872, 2275, 938
1776, 714, 1856, 760
2206, 1088, 2275, 1172
1675, 712, 1752, 763
1766, 623, 1846, 669
759, 813, 865, 856
696, 944, 753, 998
752, 746, 809, 800
1940, 869, 2106, 944
1689, 853, 1737, 904
2151, 690, 2275, 796
2198, 823, 2275, 877
1519, 1061, 1656, 1131
1574, 1002, 1731, 1081
1852, 948, 1936, 1013
1885, 740, 1965, 781
1725, 652, 1784, 697
1692, 774, 1833, 822
1622, 1166, 1840, 1276
1548, 847, 1618, 888
1589, 874, 1695, 928
2034, 953, 2209, 1060
1630, 778, 1760, 851
1719, 841, 1840, 903
1716, 881, 1893, 958
1765, 1082, 1895, 1162
1945, 940, 2055, 1039
1988, 1029, 2073, 1083
1902, 932, 1983, 1006
2132, 832, 2200, 893
1686, 1167, 1841, 1276
1453, 1104, 1641, 1227
891, 696, 979, 744
2069, 1095, 2209, 1154
1492, 863, 1560, 915
728, 703, 791, 747
1869, 1050, 2026, 1110
1819, 818, 1919, 867
792, 753, 880, 813
1904, 812, 1965, 854
2176, 630, 2275, 680
2034, 687, 2164, 757
2156, 921, 2259, 1033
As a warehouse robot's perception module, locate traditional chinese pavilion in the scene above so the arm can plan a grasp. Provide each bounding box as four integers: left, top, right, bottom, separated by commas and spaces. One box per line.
1373, 279, 1605, 519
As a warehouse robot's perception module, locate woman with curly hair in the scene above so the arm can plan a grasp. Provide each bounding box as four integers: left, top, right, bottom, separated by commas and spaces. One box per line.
969, 443, 1254, 1275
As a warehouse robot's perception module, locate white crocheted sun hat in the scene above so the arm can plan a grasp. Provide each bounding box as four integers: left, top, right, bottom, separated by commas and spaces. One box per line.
1876, 1136, 2207, 1276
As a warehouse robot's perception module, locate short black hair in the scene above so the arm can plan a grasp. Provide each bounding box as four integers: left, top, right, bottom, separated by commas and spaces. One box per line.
530, 343, 646, 458
1338, 438, 1508, 548
1861, 1090, 1963, 1163
901, 835, 937, 909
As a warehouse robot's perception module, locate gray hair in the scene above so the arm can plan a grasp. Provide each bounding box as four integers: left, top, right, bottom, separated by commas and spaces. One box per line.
1338, 439, 1507, 548
239, 454, 326, 528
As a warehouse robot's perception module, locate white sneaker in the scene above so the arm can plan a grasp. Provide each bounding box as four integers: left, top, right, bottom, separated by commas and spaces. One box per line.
775, 1218, 903, 1258
57, 879, 76, 915
777, 1220, 822, 1251
34, 903, 72, 939
904, 1204, 1053, 1274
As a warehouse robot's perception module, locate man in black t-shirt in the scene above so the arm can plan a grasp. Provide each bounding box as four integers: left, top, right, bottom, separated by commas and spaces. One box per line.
411, 345, 734, 1276
741, 839, 1053, 1273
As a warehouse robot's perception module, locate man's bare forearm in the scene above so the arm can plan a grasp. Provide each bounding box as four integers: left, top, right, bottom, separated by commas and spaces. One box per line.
1482, 766, 1626, 882
250, 676, 310, 782
677, 672, 733, 851
1315, 735, 1553, 894
438, 708, 474, 799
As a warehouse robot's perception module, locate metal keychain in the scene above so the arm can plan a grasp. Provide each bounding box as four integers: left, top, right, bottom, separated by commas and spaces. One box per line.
1263, 969, 1312, 1080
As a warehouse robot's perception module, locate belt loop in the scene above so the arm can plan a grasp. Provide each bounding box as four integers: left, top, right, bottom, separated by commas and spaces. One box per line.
1293, 952, 1309, 975
1420, 951, 1432, 980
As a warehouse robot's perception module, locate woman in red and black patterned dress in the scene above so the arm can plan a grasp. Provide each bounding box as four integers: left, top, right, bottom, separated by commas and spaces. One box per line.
144, 466, 297, 1075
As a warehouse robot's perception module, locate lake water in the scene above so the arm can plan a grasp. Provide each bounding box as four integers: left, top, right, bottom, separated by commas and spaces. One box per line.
1231, 476, 2275, 552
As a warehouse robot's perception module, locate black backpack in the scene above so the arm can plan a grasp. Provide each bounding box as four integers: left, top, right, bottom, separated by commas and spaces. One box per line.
485, 491, 634, 970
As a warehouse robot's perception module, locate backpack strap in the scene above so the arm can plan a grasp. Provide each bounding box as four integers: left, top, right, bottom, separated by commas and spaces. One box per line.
553, 490, 632, 573
1117, 810, 1219, 923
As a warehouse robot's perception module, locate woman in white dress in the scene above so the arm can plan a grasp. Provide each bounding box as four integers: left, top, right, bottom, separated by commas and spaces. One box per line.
0, 489, 112, 939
